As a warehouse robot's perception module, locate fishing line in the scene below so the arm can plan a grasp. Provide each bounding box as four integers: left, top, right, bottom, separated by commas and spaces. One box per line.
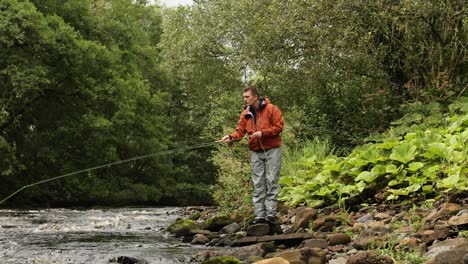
0, 141, 221, 205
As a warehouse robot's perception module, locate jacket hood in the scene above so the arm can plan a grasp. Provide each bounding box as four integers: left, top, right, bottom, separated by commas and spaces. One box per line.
244, 97, 270, 111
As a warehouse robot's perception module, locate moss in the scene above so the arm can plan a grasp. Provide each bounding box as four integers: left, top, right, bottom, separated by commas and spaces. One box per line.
167, 219, 197, 237
203, 214, 234, 231
201, 256, 241, 264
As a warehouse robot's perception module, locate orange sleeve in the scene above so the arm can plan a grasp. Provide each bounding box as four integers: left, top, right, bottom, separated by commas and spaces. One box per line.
229, 114, 247, 140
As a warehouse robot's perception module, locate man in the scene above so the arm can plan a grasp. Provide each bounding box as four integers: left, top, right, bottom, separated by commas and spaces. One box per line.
221, 86, 284, 224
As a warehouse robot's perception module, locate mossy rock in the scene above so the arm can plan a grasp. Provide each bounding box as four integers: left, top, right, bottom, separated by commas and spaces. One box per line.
203, 214, 235, 232
167, 219, 198, 237
201, 256, 241, 264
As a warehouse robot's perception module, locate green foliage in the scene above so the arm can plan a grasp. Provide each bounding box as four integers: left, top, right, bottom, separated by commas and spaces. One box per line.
280, 97, 468, 207
211, 143, 252, 212
0, 0, 209, 206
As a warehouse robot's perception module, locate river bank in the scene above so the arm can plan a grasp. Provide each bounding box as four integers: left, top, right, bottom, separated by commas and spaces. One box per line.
168, 199, 468, 264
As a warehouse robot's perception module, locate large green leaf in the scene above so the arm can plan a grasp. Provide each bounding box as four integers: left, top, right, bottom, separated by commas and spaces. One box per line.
355, 171, 378, 183
390, 143, 418, 163
407, 162, 424, 172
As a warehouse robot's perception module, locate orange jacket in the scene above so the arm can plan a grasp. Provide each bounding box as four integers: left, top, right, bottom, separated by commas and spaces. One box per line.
229, 98, 284, 151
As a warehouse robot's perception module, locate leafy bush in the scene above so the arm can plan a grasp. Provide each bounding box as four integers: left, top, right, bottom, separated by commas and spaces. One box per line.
279, 97, 468, 208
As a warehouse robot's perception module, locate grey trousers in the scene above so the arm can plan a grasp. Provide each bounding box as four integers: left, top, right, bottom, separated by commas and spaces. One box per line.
251, 147, 282, 219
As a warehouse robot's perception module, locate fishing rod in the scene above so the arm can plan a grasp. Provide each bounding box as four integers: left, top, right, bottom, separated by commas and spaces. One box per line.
0, 140, 224, 205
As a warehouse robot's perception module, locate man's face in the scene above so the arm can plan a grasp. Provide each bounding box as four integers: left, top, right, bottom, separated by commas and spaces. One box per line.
243, 91, 258, 107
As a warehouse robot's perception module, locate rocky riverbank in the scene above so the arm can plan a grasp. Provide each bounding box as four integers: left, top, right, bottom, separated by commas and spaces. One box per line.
167, 200, 468, 264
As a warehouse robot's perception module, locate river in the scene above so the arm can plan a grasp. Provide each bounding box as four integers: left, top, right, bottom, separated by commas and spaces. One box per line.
0, 207, 205, 264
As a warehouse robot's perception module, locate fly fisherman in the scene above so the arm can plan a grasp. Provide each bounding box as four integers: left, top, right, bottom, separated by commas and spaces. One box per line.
221, 86, 284, 225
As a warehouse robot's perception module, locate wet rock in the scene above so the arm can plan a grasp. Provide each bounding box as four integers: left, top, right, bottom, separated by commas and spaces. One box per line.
275, 247, 326, 264
192, 234, 210, 245
424, 238, 468, 264
293, 208, 317, 231
108, 256, 148, 264
247, 224, 270, 237
347, 250, 394, 264
253, 257, 290, 264
327, 233, 351, 246
220, 222, 241, 234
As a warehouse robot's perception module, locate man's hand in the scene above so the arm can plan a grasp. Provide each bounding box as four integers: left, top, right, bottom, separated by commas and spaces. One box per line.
251, 131, 262, 138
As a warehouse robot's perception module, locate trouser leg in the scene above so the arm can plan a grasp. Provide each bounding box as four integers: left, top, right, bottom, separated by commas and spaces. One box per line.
265, 147, 282, 217
251, 151, 266, 219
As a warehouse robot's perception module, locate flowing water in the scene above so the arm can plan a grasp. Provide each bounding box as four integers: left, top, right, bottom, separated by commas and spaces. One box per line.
0, 207, 204, 264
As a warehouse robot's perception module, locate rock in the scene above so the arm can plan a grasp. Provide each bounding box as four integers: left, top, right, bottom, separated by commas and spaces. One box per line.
313, 216, 341, 232
299, 239, 328, 249
192, 234, 210, 245
347, 250, 394, 264
457, 209, 468, 216
448, 214, 468, 226
357, 214, 373, 223
108, 256, 148, 264
247, 224, 270, 237
327, 233, 351, 246
366, 221, 393, 235
424, 238, 468, 264
464, 253, 468, 264
253, 257, 290, 264
352, 236, 387, 250
293, 208, 317, 231
203, 214, 235, 232
220, 222, 241, 234
194, 242, 276, 262
189, 228, 212, 236
166, 219, 198, 237
400, 237, 420, 249
374, 213, 390, 221
275, 247, 326, 264
328, 257, 347, 264
425, 203, 461, 221
201, 256, 241, 264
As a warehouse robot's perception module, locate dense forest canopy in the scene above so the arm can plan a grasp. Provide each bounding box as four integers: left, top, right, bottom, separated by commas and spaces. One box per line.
0, 0, 466, 207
